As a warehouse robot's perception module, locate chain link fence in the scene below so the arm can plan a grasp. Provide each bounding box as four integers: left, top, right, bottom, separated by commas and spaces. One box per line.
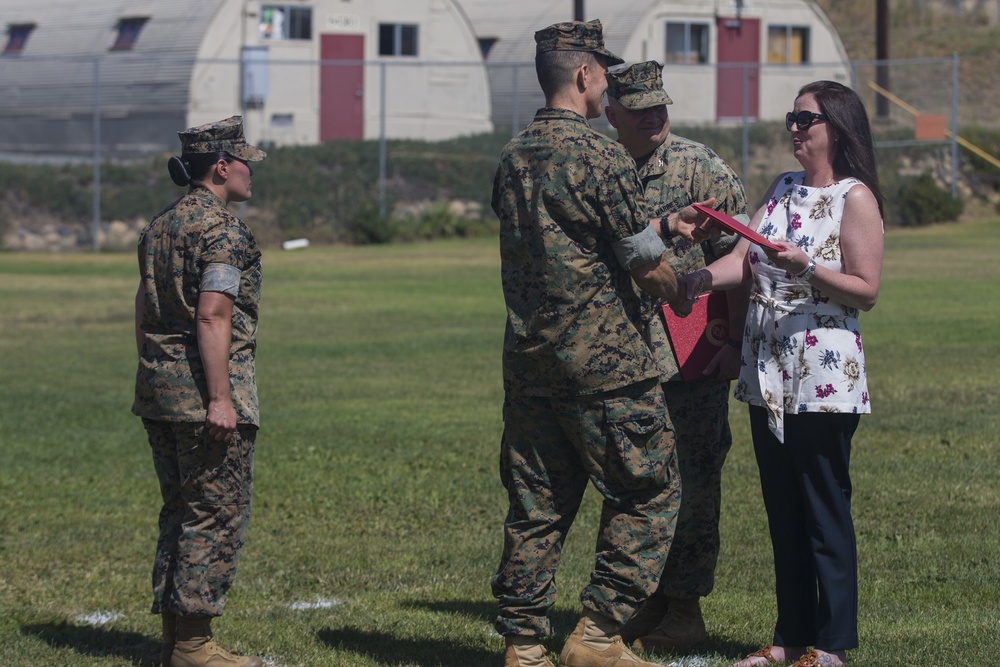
2, 53, 986, 249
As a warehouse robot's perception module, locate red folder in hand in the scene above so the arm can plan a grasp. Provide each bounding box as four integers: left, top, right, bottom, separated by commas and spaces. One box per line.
692, 203, 782, 251
662, 291, 730, 382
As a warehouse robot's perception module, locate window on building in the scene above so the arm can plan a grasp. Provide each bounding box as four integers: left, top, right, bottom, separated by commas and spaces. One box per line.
665, 22, 709, 65
379, 23, 418, 57
112, 17, 148, 51
3, 23, 35, 55
259, 5, 312, 41
768, 25, 810, 64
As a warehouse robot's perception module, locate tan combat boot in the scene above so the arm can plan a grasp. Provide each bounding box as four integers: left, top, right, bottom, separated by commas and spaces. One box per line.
160, 611, 176, 667
171, 616, 264, 667
619, 596, 671, 644
558, 610, 661, 667
631, 597, 707, 653
505, 635, 556, 667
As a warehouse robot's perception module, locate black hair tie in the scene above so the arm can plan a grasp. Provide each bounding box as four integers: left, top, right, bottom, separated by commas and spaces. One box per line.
167, 156, 192, 186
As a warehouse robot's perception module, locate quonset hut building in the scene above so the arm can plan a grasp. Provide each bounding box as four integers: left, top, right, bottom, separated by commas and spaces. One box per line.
457, 0, 852, 133
0, 0, 493, 159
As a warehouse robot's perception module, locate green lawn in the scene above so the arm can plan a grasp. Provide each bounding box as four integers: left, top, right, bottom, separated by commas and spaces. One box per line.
1, 221, 997, 666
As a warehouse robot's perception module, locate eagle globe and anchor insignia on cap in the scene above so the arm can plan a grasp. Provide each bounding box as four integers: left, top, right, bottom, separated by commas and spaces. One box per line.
606, 60, 674, 110
178, 115, 267, 162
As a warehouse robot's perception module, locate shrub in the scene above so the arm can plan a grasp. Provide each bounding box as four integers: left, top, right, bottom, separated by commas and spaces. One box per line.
0, 202, 8, 246
343, 203, 398, 244
889, 173, 964, 227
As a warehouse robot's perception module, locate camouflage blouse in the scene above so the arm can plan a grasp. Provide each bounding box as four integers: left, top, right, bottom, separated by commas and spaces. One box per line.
493, 107, 660, 397
636, 134, 748, 382
132, 187, 262, 426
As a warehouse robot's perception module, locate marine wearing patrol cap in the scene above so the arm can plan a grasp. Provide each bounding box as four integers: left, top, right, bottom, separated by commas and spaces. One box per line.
534, 19, 624, 65
607, 61, 674, 110
178, 115, 267, 162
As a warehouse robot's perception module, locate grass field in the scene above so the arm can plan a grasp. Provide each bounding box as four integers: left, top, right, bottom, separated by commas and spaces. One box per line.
1, 220, 998, 666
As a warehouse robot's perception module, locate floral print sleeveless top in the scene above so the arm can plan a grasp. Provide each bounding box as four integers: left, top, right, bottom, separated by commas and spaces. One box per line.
734, 171, 879, 442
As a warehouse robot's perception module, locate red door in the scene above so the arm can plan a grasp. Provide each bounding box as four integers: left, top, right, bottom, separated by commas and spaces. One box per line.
320, 34, 364, 141
716, 17, 760, 121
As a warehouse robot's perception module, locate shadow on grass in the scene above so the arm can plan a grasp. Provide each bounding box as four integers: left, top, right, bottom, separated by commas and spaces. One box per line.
322, 600, 758, 665
401, 599, 579, 635
21, 621, 158, 666
318, 627, 495, 666
398, 599, 762, 664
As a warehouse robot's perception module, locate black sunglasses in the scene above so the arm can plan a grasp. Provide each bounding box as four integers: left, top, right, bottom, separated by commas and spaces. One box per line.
227, 155, 253, 176
785, 110, 829, 131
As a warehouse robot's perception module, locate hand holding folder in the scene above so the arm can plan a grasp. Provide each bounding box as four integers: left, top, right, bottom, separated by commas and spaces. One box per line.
693, 203, 782, 252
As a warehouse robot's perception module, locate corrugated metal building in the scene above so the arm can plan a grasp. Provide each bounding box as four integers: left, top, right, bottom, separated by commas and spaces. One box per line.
0, 0, 493, 159
457, 0, 852, 132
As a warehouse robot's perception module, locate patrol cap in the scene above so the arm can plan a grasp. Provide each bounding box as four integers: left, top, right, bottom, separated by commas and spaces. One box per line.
607, 61, 673, 110
178, 116, 266, 162
534, 19, 624, 66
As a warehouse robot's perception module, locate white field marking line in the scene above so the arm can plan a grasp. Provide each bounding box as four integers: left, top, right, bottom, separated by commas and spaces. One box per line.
289, 597, 344, 611
74, 610, 123, 626
664, 656, 712, 667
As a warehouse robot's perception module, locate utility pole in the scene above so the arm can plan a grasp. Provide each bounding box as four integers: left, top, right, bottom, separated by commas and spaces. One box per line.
876, 0, 889, 119
574, 0, 584, 21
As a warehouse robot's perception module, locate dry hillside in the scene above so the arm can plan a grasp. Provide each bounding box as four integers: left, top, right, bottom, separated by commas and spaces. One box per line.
813, 0, 1000, 127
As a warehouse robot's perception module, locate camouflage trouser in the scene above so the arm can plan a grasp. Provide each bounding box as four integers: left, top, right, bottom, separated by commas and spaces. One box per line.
654, 380, 732, 599
492, 378, 681, 638
143, 419, 256, 618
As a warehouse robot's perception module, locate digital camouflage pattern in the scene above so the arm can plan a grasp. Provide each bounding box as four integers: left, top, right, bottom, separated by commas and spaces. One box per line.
631, 133, 747, 601
606, 61, 673, 110
492, 379, 680, 637
133, 187, 262, 426
534, 19, 623, 64
636, 133, 748, 383
655, 381, 732, 597
493, 107, 660, 397
492, 102, 680, 639
178, 115, 266, 162
145, 420, 255, 617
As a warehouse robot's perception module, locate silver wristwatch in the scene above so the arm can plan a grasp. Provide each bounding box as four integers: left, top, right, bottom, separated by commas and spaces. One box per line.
795, 259, 817, 282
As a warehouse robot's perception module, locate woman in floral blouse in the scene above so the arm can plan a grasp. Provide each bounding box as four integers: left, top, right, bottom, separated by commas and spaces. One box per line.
683, 81, 884, 667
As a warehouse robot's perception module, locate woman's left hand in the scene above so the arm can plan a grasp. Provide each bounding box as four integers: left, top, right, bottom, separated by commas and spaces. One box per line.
762, 240, 811, 276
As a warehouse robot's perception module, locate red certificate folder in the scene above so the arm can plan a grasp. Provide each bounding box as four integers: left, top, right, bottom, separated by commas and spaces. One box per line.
662, 291, 730, 382
692, 203, 782, 251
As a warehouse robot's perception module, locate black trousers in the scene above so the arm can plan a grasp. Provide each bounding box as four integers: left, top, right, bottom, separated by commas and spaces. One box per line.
749, 406, 860, 651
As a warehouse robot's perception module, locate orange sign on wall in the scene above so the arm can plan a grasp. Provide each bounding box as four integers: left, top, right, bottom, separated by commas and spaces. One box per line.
915, 114, 947, 141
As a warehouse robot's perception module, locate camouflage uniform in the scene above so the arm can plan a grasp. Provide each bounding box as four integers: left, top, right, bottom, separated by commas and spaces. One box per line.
608, 63, 748, 600
640, 134, 747, 599
133, 117, 264, 619
491, 68, 681, 637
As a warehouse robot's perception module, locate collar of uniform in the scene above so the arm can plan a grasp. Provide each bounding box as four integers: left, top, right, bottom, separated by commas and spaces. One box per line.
635, 133, 674, 180
188, 183, 228, 207
534, 107, 590, 124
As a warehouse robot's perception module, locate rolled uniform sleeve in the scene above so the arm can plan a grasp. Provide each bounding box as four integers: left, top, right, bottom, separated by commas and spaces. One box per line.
200, 263, 242, 297
613, 224, 667, 271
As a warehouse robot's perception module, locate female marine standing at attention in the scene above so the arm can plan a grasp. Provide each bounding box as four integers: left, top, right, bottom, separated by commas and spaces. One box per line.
133, 116, 266, 667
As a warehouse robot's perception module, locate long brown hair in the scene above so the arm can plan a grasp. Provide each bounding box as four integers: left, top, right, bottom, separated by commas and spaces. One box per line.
799, 80, 884, 216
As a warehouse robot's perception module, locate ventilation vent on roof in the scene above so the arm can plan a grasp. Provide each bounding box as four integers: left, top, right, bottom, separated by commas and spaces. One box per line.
112, 17, 149, 51
3, 23, 36, 56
